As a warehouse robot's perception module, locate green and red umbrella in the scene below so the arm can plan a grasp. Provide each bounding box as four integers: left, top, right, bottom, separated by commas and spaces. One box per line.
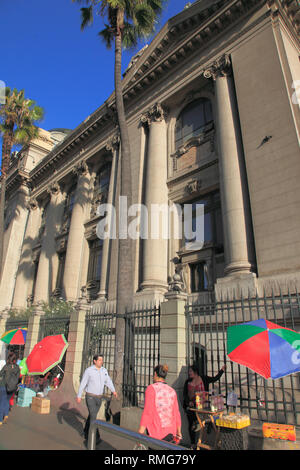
0, 328, 27, 345
26, 334, 68, 376
227, 319, 300, 379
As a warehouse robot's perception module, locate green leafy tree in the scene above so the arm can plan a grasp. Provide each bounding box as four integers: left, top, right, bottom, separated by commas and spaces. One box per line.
72, 0, 166, 401
41, 298, 75, 318
0, 88, 44, 280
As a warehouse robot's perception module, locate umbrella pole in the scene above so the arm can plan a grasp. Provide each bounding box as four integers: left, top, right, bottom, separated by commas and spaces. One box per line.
57, 364, 64, 374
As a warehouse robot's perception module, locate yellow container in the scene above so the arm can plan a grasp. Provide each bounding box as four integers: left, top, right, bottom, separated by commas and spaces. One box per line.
216, 414, 250, 429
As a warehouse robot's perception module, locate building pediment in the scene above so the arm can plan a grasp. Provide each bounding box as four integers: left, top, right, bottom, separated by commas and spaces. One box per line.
7, 0, 299, 198
120, 0, 299, 103
120, 0, 265, 102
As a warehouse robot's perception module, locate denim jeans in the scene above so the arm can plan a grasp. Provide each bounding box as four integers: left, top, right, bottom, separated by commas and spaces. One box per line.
84, 394, 103, 440
0, 386, 9, 422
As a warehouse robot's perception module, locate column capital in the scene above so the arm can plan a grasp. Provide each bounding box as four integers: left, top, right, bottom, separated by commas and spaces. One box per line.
203, 54, 232, 80
141, 102, 168, 126
25, 196, 39, 211
105, 134, 120, 153
46, 181, 61, 197
72, 160, 89, 177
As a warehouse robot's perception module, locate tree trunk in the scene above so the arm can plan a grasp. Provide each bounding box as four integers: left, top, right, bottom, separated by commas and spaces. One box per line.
0, 130, 13, 282
112, 29, 134, 410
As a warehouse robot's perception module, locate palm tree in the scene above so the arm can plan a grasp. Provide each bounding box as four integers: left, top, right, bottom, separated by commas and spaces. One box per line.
0, 87, 44, 281
72, 0, 165, 402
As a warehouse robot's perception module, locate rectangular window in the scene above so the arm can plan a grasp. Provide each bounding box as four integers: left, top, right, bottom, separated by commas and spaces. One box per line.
87, 239, 103, 282
182, 192, 223, 249
190, 262, 209, 292
56, 252, 66, 291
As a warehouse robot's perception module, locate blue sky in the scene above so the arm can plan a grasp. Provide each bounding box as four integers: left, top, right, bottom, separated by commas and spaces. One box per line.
0, 0, 191, 134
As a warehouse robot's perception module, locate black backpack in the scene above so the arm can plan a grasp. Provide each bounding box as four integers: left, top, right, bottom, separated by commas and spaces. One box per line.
0, 364, 20, 393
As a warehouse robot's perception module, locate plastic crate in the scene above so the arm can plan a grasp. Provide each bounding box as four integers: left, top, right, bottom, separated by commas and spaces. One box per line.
216, 414, 250, 429
262, 423, 296, 441
17, 388, 36, 407
18, 388, 36, 398
219, 427, 249, 450
17, 401, 33, 407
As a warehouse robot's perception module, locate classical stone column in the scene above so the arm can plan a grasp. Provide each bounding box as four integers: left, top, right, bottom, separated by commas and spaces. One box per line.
0, 181, 30, 310
63, 161, 91, 301
97, 136, 119, 300
140, 103, 169, 294
12, 197, 41, 308
203, 55, 256, 289
34, 182, 64, 303
24, 307, 43, 356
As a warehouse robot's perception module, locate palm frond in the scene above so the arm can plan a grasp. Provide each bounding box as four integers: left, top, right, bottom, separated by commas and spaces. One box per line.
98, 26, 115, 49
134, 3, 155, 33
122, 22, 139, 49
80, 6, 94, 31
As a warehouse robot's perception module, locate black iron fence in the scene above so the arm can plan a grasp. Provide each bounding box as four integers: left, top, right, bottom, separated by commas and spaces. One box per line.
185, 289, 300, 426
81, 310, 116, 380
81, 303, 161, 407
123, 303, 161, 407
38, 316, 70, 342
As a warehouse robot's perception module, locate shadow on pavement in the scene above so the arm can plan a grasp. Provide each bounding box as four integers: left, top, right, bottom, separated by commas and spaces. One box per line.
56, 402, 118, 450
56, 402, 86, 437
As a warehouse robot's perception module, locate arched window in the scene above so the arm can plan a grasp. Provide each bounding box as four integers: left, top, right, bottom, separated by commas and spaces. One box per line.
175, 98, 213, 150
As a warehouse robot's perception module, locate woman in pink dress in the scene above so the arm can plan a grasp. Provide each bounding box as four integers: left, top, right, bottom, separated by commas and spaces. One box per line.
138, 364, 182, 444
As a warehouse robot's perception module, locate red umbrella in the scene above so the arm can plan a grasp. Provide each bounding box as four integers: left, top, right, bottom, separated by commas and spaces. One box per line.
26, 334, 68, 376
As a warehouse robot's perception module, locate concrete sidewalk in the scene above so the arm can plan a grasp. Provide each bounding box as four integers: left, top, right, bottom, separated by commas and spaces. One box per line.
1, 401, 299, 451
0, 403, 131, 451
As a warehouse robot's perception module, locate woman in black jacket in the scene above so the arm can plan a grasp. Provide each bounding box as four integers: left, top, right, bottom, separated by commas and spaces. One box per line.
0, 352, 20, 425
183, 363, 226, 446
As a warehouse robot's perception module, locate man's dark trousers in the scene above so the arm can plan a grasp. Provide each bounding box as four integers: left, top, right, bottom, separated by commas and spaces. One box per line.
84, 394, 102, 441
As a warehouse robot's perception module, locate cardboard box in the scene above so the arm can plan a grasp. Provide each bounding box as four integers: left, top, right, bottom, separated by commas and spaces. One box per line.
31, 397, 50, 414
31, 404, 50, 414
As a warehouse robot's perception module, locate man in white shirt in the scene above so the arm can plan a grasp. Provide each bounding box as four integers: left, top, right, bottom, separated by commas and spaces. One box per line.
76, 354, 117, 441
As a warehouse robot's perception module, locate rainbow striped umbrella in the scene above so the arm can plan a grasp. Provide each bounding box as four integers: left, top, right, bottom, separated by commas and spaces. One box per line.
227, 319, 300, 379
0, 328, 27, 345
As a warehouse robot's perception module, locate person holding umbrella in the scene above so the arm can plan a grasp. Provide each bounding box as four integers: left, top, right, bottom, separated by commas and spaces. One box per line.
76, 354, 117, 442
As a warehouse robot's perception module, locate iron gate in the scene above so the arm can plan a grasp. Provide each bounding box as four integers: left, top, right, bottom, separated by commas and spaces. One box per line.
123, 303, 160, 407
82, 303, 160, 407
185, 289, 300, 426
81, 310, 116, 380
38, 316, 70, 341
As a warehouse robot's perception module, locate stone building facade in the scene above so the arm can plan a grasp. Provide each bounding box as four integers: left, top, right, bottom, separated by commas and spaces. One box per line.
1, 0, 300, 431
1, 0, 299, 314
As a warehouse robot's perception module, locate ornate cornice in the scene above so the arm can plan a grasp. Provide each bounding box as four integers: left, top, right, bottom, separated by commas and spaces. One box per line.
122, 0, 265, 102
267, 0, 300, 34
8, 0, 279, 203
